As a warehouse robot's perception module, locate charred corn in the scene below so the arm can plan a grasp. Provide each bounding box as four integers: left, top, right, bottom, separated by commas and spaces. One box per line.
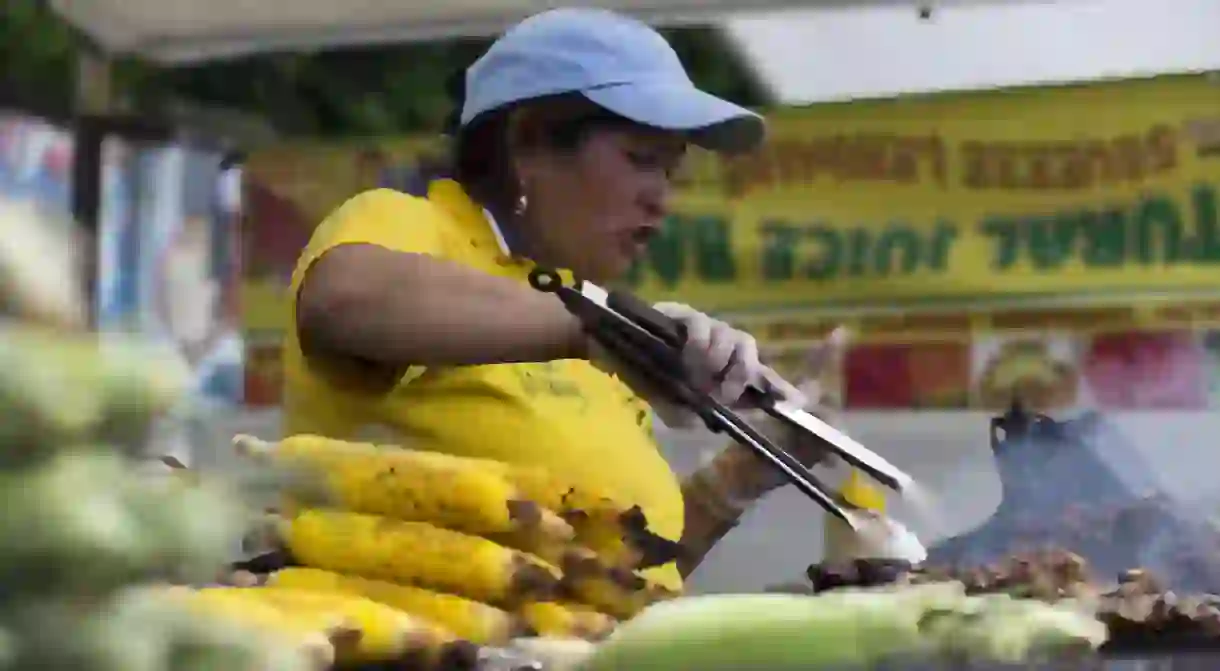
169, 586, 342, 668
267, 567, 522, 645
271, 509, 561, 605
519, 601, 617, 641
485, 530, 612, 576
569, 511, 645, 570
484, 463, 671, 571
418, 454, 661, 570
244, 586, 454, 663
481, 463, 612, 515
563, 570, 680, 620
235, 434, 574, 542
253, 588, 485, 671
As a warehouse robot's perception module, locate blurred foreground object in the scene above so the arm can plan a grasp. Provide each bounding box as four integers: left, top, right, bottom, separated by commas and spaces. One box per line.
578, 586, 1104, 670
0, 196, 324, 671
0, 197, 85, 329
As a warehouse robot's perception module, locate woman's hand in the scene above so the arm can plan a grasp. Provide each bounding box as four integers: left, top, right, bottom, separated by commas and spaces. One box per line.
650, 302, 770, 406
589, 302, 783, 428
672, 327, 849, 576
709, 327, 851, 500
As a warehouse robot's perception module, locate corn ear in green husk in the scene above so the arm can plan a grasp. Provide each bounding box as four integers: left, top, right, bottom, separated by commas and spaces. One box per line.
578, 590, 942, 671
0, 327, 188, 457
0, 197, 327, 671
0, 451, 249, 594
577, 584, 1106, 671
922, 593, 1107, 663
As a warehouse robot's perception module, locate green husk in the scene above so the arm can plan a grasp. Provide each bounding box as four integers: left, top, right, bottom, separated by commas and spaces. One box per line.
0, 197, 316, 671
0, 328, 191, 454
577, 584, 1107, 671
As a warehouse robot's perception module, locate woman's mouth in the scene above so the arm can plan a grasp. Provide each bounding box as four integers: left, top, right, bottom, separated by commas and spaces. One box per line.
622, 226, 657, 255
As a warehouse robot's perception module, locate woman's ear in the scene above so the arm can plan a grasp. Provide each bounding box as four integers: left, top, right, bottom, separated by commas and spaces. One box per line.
511, 153, 540, 188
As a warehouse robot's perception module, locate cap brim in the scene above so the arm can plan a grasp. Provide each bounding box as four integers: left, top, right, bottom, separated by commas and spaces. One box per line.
582, 81, 765, 155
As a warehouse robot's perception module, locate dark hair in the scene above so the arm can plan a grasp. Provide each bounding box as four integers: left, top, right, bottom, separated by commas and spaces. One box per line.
440, 69, 640, 218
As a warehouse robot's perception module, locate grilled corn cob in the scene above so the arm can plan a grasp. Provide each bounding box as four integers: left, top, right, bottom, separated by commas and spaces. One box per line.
269, 509, 561, 605
562, 569, 680, 620
266, 567, 523, 645
485, 463, 611, 515
485, 530, 611, 577
567, 507, 648, 570
242, 586, 465, 665
168, 586, 343, 668
487, 463, 680, 571
235, 434, 574, 542
519, 601, 617, 641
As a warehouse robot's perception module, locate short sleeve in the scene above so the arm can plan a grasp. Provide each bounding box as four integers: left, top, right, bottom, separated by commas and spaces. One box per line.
290, 188, 450, 387
290, 188, 446, 294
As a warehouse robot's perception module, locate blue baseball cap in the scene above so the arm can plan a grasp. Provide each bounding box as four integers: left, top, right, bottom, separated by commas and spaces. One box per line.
460, 8, 765, 155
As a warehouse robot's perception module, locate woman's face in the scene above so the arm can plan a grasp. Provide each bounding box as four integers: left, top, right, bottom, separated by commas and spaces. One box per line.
517, 124, 686, 283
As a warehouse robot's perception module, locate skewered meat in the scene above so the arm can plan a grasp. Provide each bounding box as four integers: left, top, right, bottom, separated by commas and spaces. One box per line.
936, 404, 1220, 595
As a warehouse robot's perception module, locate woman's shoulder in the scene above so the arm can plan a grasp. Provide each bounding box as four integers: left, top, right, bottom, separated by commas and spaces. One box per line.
329, 188, 455, 228
309, 187, 465, 254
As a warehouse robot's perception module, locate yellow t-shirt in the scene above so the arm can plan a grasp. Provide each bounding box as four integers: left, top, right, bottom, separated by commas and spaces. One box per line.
281, 179, 685, 590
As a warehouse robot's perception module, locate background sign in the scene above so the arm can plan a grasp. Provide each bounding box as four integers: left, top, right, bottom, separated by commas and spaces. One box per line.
241, 75, 1220, 410
630, 74, 1220, 311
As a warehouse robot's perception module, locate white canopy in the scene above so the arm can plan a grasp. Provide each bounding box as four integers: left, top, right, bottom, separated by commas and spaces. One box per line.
47, 0, 891, 65
51, 0, 1217, 104
724, 0, 1220, 104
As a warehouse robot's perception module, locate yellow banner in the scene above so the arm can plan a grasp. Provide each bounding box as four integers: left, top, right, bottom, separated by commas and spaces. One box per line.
625, 74, 1220, 313
243, 74, 1220, 328
241, 75, 1220, 408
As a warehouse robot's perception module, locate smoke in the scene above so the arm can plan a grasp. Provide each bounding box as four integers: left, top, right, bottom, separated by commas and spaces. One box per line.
928, 409, 1220, 591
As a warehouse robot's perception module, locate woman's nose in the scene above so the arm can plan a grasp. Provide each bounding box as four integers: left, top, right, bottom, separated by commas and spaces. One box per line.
639, 178, 671, 221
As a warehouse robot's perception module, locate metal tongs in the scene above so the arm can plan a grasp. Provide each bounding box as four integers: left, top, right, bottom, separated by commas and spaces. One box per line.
528, 268, 917, 531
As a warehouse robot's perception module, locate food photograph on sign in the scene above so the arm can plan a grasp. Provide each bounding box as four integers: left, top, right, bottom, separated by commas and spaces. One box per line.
972, 332, 1085, 413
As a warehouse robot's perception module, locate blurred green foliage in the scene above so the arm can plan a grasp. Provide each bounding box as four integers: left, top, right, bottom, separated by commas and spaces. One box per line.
0, 0, 79, 114
0, 0, 770, 136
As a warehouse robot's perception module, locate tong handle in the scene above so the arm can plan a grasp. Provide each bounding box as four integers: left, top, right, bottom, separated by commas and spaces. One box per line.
606, 289, 688, 349
609, 288, 792, 407
529, 270, 855, 525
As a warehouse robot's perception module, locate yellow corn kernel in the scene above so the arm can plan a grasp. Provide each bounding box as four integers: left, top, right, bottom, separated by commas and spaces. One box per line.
272, 510, 561, 606
267, 567, 522, 645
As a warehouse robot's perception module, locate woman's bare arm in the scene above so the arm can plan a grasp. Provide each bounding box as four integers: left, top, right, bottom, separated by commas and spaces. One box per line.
297, 244, 587, 370
676, 448, 757, 577
677, 488, 741, 578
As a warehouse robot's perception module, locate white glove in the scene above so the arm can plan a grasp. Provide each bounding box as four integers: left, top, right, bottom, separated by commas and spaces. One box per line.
722, 327, 852, 496
590, 302, 805, 429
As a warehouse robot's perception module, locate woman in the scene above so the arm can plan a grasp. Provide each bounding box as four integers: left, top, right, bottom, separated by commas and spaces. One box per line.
282, 8, 834, 591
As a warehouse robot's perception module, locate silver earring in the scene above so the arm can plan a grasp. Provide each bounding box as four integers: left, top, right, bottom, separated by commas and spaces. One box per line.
514, 193, 529, 217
